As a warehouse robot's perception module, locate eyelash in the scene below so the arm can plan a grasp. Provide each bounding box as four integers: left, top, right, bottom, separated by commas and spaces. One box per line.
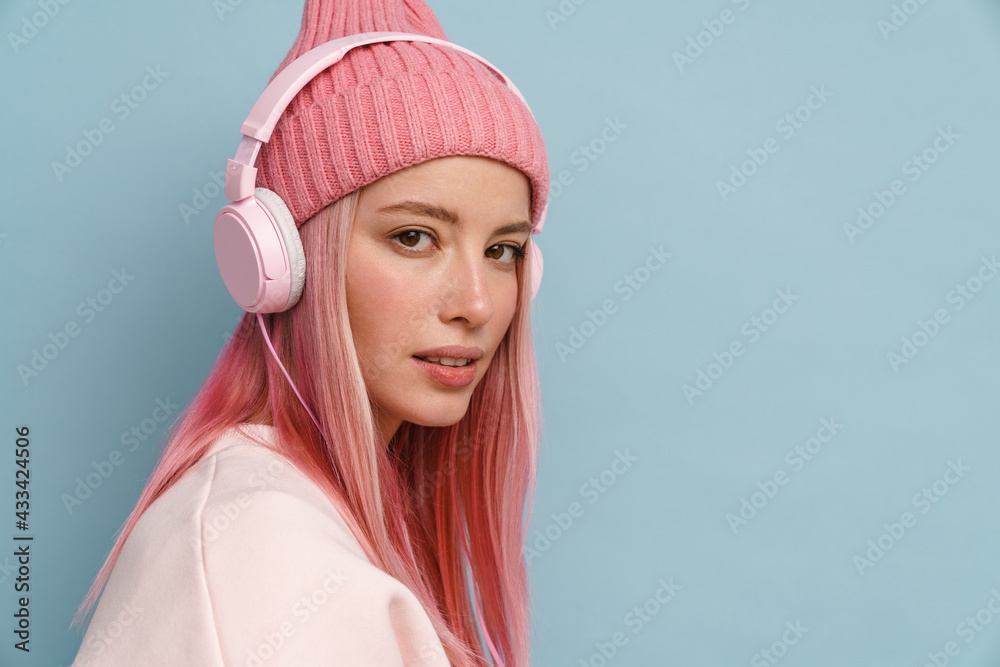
391, 229, 526, 263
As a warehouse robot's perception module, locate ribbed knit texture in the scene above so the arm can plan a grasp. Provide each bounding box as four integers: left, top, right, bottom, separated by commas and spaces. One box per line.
255, 0, 549, 229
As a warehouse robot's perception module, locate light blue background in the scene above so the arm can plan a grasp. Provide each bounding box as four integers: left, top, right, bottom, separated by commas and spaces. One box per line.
2, 0, 999, 665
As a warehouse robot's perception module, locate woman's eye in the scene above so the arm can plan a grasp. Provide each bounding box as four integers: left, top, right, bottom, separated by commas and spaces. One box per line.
486, 244, 526, 263
393, 230, 433, 250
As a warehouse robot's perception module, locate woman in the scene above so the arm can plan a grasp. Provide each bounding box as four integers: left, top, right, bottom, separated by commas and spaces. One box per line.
70, 1, 549, 666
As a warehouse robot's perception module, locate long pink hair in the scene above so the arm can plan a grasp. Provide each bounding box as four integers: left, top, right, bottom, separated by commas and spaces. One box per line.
72, 185, 543, 666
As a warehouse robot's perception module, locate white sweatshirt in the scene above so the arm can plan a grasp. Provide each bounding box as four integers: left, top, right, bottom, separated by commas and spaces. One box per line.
72, 423, 449, 666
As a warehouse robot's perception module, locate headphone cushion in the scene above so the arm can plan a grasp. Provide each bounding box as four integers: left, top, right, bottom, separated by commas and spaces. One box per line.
254, 188, 306, 310
530, 240, 543, 301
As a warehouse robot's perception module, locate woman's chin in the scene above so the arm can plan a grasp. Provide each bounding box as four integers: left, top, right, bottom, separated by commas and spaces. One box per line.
399, 397, 472, 430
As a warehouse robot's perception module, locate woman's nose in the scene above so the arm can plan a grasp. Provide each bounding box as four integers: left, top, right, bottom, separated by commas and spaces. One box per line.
436, 251, 494, 327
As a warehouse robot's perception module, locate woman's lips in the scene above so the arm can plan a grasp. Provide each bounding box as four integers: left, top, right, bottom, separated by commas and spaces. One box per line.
412, 356, 477, 387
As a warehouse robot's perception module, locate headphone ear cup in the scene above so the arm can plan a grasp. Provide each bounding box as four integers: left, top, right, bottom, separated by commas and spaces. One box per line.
254, 188, 306, 311
214, 189, 305, 313
528, 203, 546, 301
535, 201, 548, 235
529, 239, 543, 301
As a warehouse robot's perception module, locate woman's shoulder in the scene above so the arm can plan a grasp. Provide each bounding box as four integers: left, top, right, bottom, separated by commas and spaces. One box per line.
194, 422, 371, 560
130, 422, 367, 561
74, 423, 448, 667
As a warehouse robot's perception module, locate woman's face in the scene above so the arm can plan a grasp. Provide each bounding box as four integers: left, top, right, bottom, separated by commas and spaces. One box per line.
346, 156, 532, 444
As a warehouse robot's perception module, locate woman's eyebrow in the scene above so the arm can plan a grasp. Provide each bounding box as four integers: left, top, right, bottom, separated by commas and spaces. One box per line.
377, 200, 530, 235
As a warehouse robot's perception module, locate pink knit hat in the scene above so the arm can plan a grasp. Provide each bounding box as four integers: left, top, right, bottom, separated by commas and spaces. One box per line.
255, 0, 549, 230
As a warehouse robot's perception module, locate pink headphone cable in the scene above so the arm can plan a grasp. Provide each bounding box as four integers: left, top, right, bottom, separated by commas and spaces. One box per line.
256, 313, 325, 435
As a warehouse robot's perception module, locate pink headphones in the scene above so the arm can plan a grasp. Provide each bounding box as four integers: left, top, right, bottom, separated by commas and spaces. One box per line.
213, 30, 547, 315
